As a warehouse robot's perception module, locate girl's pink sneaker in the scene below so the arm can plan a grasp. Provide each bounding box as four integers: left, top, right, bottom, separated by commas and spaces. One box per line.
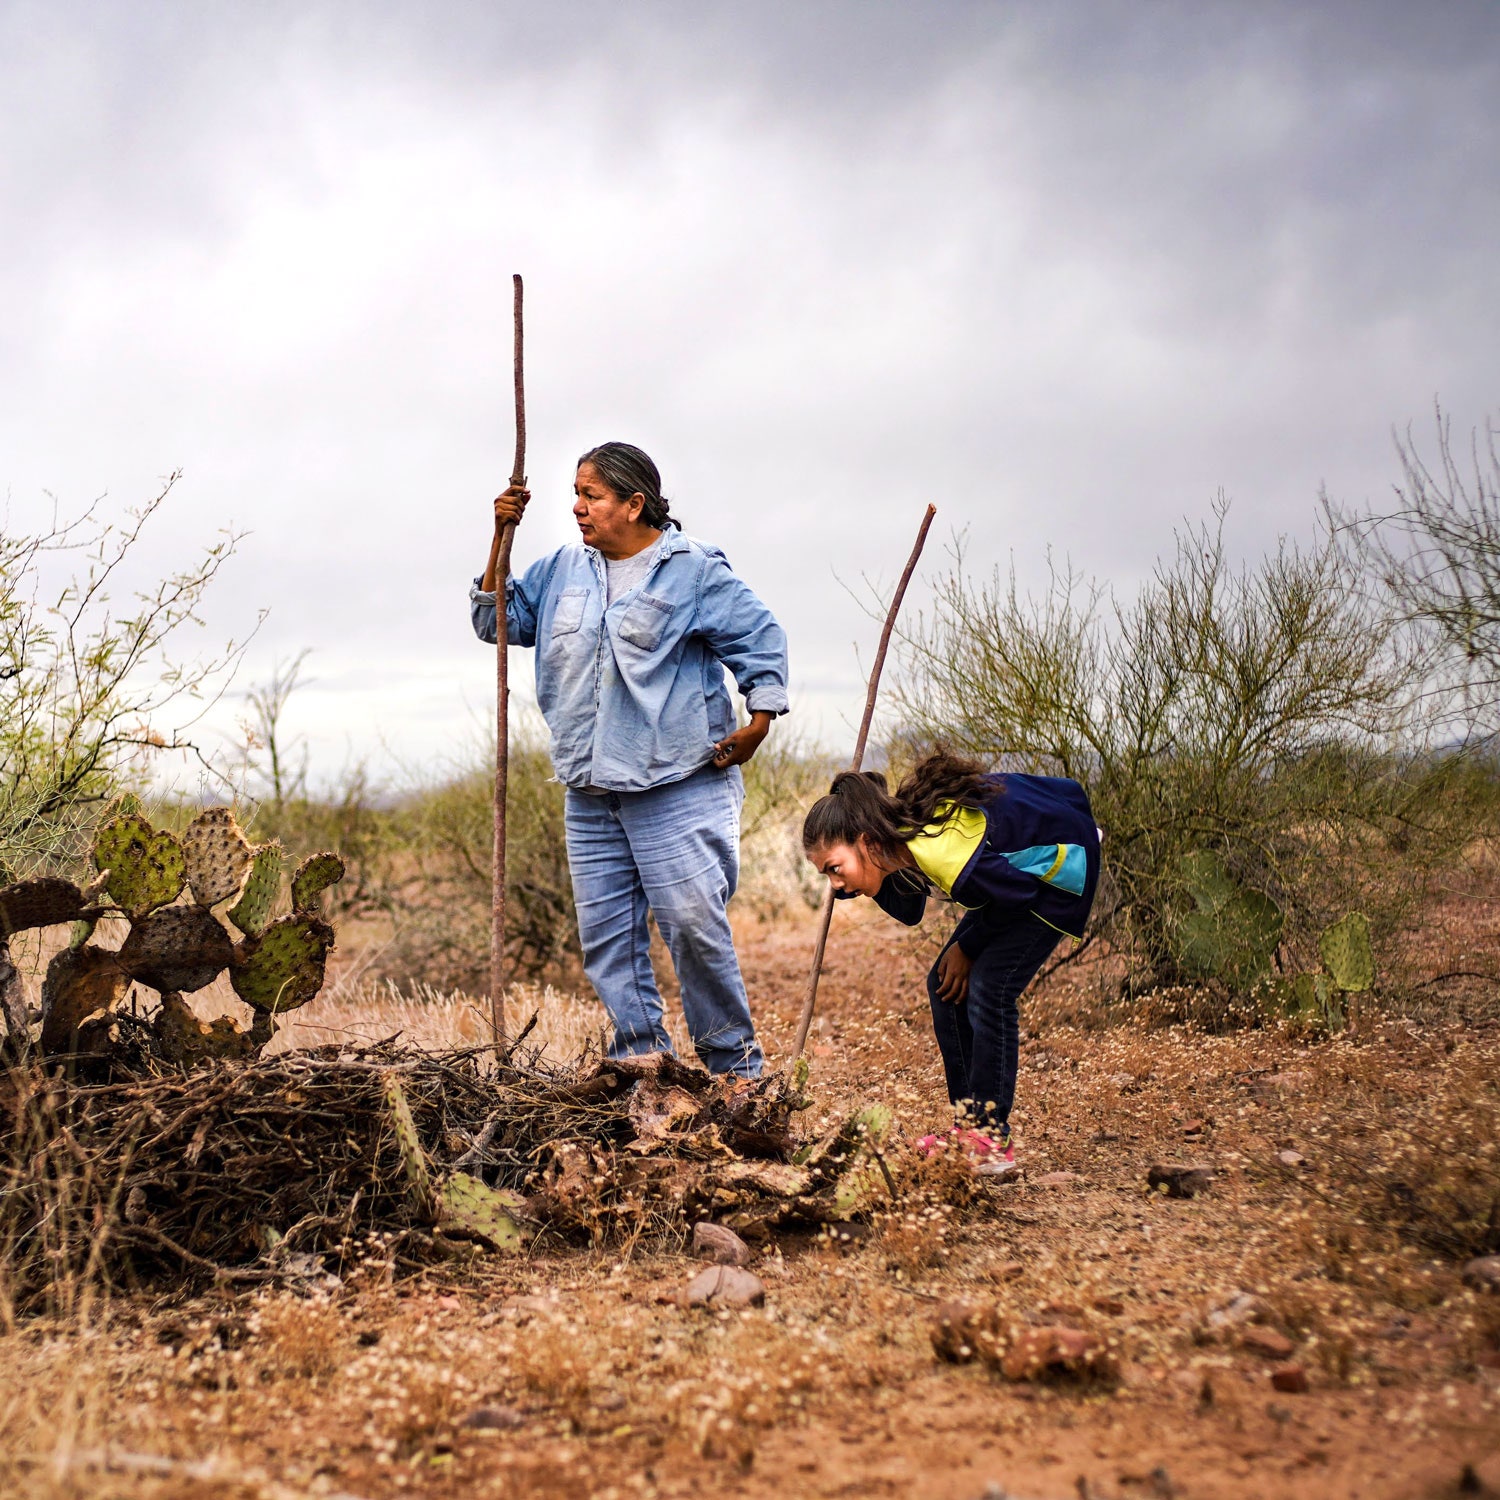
973, 1136, 1018, 1178
915, 1126, 1018, 1177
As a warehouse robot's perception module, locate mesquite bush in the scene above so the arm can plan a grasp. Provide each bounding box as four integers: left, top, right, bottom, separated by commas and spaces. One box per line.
894, 501, 1474, 996
0, 477, 247, 885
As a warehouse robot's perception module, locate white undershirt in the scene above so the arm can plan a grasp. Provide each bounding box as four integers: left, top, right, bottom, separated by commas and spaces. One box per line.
577, 548, 659, 796
605, 548, 655, 604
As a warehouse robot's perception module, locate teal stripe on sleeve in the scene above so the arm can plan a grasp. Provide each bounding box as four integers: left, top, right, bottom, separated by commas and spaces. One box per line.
1004, 843, 1088, 897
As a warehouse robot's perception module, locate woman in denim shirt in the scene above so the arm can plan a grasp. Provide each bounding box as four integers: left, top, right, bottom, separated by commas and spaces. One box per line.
470, 443, 788, 1078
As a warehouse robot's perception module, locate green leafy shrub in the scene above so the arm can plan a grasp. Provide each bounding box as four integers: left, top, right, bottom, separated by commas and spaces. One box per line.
894, 501, 1474, 1000
0, 477, 249, 882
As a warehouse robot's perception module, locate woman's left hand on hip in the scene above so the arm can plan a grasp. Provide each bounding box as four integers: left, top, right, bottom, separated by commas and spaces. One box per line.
711, 711, 773, 768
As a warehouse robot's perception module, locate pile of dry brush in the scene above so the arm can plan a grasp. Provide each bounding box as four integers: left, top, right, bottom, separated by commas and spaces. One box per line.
0, 1033, 893, 1315
0, 801, 896, 1314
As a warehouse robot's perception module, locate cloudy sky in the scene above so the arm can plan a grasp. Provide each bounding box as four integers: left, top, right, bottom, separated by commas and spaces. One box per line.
3, 1, 1497, 791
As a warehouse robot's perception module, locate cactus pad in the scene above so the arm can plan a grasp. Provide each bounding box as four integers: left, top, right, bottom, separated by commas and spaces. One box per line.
93, 813, 185, 919
182, 807, 256, 908
1176, 888, 1283, 988
39, 945, 126, 1054
790, 1055, 810, 1096
791, 1102, 896, 1217
830, 1104, 896, 1216
1177, 850, 1237, 913
229, 914, 333, 1013
227, 842, 283, 938
154, 990, 259, 1065
0, 877, 85, 938
1270, 971, 1347, 1034
291, 851, 346, 914
383, 1072, 433, 1218
1319, 911, 1374, 993
440, 1172, 525, 1251
1173, 850, 1283, 988
118, 905, 234, 994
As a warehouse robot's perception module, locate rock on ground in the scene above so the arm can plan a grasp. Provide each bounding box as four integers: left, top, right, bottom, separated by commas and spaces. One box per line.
1461, 1255, 1500, 1293
683, 1264, 765, 1309
1147, 1162, 1214, 1198
692, 1220, 751, 1266
1240, 1326, 1295, 1359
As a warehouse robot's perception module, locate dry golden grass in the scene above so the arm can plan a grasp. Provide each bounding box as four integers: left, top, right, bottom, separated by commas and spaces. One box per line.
2, 918, 694, 1066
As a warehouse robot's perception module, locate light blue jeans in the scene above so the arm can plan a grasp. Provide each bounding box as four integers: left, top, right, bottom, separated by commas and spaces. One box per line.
564, 765, 763, 1077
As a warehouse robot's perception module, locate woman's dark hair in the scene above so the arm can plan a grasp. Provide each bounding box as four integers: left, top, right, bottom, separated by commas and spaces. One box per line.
801, 750, 993, 857
577, 442, 677, 530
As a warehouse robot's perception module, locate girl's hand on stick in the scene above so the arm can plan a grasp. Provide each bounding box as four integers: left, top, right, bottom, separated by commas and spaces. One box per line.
494, 485, 530, 528
934, 944, 972, 1003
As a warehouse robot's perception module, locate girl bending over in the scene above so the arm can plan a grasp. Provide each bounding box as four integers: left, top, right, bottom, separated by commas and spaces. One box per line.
802, 751, 1099, 1176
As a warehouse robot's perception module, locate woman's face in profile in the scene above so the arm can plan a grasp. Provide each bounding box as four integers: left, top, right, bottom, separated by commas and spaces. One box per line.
573, 461, 648, 556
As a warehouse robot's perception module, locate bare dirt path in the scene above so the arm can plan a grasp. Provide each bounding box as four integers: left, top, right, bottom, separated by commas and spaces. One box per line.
4, 905, 1498, 1500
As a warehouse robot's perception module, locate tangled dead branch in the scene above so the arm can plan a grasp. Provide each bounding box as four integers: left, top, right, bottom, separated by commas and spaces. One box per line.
0, 1038, 893, 1313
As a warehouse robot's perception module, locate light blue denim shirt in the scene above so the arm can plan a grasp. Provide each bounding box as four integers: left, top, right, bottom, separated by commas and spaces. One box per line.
470, 528, 789, 793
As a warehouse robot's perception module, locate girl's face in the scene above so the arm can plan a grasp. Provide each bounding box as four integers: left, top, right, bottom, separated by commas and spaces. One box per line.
809, 836, 891, 898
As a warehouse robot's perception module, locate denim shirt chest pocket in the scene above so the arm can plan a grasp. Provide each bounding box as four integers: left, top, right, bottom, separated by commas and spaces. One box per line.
543, 587, 596, 680
615, 592, 673, 652
549, 587, 591, 637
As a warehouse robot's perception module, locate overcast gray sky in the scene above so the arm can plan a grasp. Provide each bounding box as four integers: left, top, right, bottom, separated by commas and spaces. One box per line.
3, 1, 1497, 790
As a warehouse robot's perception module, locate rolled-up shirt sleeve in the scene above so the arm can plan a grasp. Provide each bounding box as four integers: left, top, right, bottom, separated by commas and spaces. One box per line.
695, 554, 790, 715
469, 578, 498, 643
469, 564, 543, 648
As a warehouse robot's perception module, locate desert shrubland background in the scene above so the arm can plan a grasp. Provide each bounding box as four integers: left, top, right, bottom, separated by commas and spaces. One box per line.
2, 414, 1499, 1499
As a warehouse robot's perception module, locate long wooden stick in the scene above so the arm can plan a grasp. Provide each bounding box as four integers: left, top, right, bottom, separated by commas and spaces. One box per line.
791, 503, 936, 1061
491, 273, 525, 1046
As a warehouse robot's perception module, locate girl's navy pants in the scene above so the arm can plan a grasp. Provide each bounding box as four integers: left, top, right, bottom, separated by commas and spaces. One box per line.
927, 915, 1062, 1129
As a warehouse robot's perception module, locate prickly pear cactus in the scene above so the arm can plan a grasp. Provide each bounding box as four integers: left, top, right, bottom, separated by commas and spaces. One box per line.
384, 1072, 434, 1218
440, 1173, 525, 1250
39, 946, 126, 1054
291, 851, 345, 914
1319, 911, 1374, 993
788, 1101, 897, 1217
1269, 971, 1346, 1034
227, 842, 284, 938
1177, 850, 1238, 913
93, 812, 185, 920
118, 905, 235, 994
829, 1104, 895, 1216
24, 804, 349, 1066
230, 914, 334, 1013
0, 877, 86, 938
790, 1055, 811, 1096
155, 990, 259, 1065
182, 807, 256, 908
1176, 886, 1283, 988
23, 805, 349, 1066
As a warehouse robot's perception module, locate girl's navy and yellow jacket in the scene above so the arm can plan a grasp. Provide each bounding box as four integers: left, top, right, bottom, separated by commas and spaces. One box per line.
840, 773, 1100, 957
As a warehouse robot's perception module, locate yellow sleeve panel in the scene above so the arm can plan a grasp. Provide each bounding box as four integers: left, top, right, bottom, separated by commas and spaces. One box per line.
906, 801, 987, 897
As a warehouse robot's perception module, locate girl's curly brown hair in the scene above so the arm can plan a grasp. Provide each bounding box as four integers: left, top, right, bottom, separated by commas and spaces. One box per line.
801, 749, 994, 859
